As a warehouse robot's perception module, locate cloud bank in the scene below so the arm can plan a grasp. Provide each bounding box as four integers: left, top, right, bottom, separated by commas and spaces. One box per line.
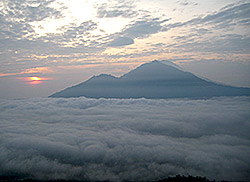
0, 97, 250, 181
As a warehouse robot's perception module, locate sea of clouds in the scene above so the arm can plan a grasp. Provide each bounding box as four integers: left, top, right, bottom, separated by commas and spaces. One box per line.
0, 97, 250, 181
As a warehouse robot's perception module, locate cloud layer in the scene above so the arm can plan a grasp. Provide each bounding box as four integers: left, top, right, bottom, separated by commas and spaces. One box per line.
0, 97, 250, 181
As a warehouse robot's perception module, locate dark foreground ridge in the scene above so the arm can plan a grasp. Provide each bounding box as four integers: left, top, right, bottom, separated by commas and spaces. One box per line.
0, 175, 231, 182
50, 60, 250, 98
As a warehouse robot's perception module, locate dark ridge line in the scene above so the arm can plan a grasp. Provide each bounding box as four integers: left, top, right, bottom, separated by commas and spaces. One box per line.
0, 175, 234, 182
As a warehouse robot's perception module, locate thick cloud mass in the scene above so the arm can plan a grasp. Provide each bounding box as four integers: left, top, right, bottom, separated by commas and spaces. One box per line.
0, 97, 250, 181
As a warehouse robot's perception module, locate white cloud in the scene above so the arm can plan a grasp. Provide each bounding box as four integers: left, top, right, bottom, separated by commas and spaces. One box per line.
0, 97, 250, 181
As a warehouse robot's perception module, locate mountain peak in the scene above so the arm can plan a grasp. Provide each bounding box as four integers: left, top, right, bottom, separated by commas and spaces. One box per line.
50, 60, 250, 98
89, 73, 117, 80
151, 60, 161, 63
121, 60, 188, 81
94, 73, 115, 78
138, 60, 180, 70
141, 60, 164, 66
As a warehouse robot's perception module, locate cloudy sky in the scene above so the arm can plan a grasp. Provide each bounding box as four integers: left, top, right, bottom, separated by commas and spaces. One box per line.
0, 0, 250, 98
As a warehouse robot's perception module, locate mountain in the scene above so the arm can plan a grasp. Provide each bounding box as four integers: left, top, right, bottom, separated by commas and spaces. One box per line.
49, 60, 250, 98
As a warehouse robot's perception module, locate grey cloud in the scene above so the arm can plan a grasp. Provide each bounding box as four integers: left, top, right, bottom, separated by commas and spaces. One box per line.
200, 3, 250, 26
1, 0, 61, 22
55, 21, 98, 46
0, 17, 103, 72
192, 28, 210, 34
177, 0, 198, 6
122, 18, 170, 39
0, 0, 71, 71
0, 14, 35, 40
105, 17, 170, 49
0, 97, 250, 181
0, 0, 61, 42
167, 3, 250, 30
0, 0, 171, 74
108, 36, 134, 47
0, 0, 93, 47
171, 34, 250, 54
163, 3, 250, 55
96, 0, 137, 18
108, 49, 161, 59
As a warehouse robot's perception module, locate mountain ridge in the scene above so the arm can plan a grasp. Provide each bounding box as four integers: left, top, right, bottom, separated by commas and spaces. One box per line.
50, 60, 250, 98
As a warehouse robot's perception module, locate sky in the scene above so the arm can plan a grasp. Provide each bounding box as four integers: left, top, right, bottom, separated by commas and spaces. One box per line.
0, 96, 250, 181
0, 0, 250, 98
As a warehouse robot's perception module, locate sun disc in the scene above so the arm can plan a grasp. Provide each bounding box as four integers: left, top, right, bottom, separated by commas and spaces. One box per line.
30, 76, 41, 81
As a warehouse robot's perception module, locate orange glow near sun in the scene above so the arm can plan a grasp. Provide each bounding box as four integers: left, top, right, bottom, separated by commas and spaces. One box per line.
16, 75, 51, 85
27, 76, 44, 84
30, 76, 41, 81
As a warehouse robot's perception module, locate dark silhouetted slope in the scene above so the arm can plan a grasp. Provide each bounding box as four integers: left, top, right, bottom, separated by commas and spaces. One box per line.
50, 60, 250, 98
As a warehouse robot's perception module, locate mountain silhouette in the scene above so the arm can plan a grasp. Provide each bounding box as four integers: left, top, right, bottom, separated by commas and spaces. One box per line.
50, 60, 250, 98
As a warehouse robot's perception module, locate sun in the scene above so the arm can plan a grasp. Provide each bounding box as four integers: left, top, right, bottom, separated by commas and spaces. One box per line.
30, 76, 41, 81
22, 76, 50, 85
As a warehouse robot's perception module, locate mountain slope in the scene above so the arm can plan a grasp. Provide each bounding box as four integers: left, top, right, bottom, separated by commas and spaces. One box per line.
50, 61, 250, 98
